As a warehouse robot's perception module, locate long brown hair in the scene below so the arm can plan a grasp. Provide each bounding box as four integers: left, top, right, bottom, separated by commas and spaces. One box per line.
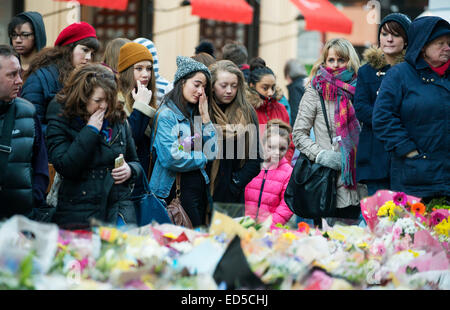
102, 37, 131, 72
210, 59, 255, 125
163, 70, 215, 133
56, 63, 126, 124
23, 37, 99, 83
118, 59, 157, 112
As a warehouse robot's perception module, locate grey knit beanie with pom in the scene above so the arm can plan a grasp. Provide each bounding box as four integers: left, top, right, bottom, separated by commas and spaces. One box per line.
173, 56, 211, 85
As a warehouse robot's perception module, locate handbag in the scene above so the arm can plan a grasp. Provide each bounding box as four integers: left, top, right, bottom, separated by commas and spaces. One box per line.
166, 173, 193, 229
284, 93, 337, 219
135, 165, 172, 227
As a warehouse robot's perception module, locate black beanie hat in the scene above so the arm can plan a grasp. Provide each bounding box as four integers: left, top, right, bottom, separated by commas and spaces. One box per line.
378, 13, 412, 44
195, 40, 215, 58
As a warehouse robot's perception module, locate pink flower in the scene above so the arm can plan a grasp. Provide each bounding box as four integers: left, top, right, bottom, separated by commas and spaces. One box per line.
429, 209, 449, 226
393, 192, 408, 206
415, 213, 427, 225
371, 241, 387, 256
393, 226, 402, 240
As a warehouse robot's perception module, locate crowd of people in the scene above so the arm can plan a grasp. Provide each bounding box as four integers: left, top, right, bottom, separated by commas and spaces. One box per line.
0, 11, 448, 230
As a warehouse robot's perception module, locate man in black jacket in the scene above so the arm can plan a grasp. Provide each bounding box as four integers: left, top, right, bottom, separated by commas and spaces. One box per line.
284, 59, 307, 127
0, 45, 49, 221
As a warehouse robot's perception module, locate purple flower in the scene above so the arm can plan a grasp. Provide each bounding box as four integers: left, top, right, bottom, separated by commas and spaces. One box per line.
393, 192, 408, 206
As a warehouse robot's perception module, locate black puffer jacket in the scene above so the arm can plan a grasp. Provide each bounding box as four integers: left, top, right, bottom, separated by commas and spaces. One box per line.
46, 99, 142, 228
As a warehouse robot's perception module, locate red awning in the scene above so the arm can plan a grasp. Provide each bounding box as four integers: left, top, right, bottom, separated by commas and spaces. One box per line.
55, 0, 129, 11
290, 0, 352, 34
190, 0, 254, 25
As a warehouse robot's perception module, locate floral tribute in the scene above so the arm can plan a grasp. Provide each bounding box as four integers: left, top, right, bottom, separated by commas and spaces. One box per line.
0, 191, 449, 290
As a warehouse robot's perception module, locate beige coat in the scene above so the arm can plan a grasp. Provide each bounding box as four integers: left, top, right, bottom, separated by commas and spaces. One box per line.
292, 85, 364, 209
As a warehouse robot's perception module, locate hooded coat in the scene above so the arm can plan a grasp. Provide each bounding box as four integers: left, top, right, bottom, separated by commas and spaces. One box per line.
245, 85, 295, 163
354, 47, 405, 184
372, 16, 450, 198
244, 157, 293, 227
10, 12, 47, 52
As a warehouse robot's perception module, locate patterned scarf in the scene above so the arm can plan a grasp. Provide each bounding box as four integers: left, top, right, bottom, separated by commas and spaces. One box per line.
312, 66, 360, 189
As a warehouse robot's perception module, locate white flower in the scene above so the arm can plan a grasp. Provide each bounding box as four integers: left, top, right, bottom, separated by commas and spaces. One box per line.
394, 218, 417, 235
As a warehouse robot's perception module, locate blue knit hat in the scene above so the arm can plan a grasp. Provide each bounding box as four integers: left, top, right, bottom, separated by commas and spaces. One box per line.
378, 13, 412, 44
173, 56, 211, 85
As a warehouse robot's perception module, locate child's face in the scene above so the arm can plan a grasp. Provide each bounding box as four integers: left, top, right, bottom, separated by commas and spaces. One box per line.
264, 134, 289, 165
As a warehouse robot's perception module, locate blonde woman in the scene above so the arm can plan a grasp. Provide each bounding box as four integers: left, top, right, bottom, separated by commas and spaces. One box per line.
293, 38, 364, 226
208, 60, 262, 204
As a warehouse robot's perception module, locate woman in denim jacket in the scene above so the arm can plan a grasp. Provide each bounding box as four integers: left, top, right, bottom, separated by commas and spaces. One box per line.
150, 56, 217, 227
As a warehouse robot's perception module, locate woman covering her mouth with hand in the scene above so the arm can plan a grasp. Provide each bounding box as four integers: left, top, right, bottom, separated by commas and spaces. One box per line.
45, 63, 141, 229
149, 56, 218, 227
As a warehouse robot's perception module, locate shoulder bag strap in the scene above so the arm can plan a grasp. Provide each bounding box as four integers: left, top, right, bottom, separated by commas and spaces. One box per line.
148, 110, 162, 181
318, 93, 333, 145
0, 101, 16, 186
175, 173, 181, 199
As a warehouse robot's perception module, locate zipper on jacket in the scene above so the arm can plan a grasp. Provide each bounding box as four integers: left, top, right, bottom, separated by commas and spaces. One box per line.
255, 170, 268, 222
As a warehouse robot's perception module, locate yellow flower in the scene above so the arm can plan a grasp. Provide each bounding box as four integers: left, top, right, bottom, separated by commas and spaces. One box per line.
115, 260, 136, 271
357, 242, 368, 249
389, 204, 403, 220
434, 217, 450, 237
377, 205, 388, 217
282, 232, 298, 242
99, 227, 120, 243
407, 250, 420, 258
377, 200, 395, 217
163, 232, 177, 239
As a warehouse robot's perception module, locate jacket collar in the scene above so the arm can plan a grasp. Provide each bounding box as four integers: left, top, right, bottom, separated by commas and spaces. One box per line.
363, 47, 405, 70
165, 100, 189, 121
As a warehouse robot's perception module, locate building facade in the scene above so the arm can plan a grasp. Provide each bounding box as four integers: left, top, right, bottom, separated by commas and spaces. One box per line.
2, 0, 429, 96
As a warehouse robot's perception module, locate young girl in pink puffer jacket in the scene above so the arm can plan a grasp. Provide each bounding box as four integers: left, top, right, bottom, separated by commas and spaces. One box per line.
245, 119, 293, 228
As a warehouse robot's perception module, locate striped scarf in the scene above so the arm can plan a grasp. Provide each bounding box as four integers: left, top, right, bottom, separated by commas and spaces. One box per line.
312, 66, 360, 189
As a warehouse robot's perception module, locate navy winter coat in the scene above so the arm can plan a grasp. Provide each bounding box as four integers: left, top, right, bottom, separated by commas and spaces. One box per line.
21, 64, 62, 134
354, 47, 405, 183
286, 76, 306, 127
372, 16, 450, 198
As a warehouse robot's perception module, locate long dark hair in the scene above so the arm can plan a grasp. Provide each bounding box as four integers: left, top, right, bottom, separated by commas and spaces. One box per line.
162, 70, 215, 133
24, 37, 99, 83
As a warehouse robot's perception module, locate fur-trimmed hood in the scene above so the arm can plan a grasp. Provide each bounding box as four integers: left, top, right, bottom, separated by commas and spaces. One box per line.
362, 47, 405, 70
245, 84, 284, 109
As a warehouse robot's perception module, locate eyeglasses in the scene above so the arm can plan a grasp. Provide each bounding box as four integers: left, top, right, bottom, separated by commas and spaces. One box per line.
10, 32, 34, 40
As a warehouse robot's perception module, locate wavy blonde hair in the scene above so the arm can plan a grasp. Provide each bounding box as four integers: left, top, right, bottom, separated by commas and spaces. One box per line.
308, 38, 360, 84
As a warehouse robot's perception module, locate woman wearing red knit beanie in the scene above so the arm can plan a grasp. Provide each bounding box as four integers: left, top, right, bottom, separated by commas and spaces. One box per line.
21, 22, 99, 134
